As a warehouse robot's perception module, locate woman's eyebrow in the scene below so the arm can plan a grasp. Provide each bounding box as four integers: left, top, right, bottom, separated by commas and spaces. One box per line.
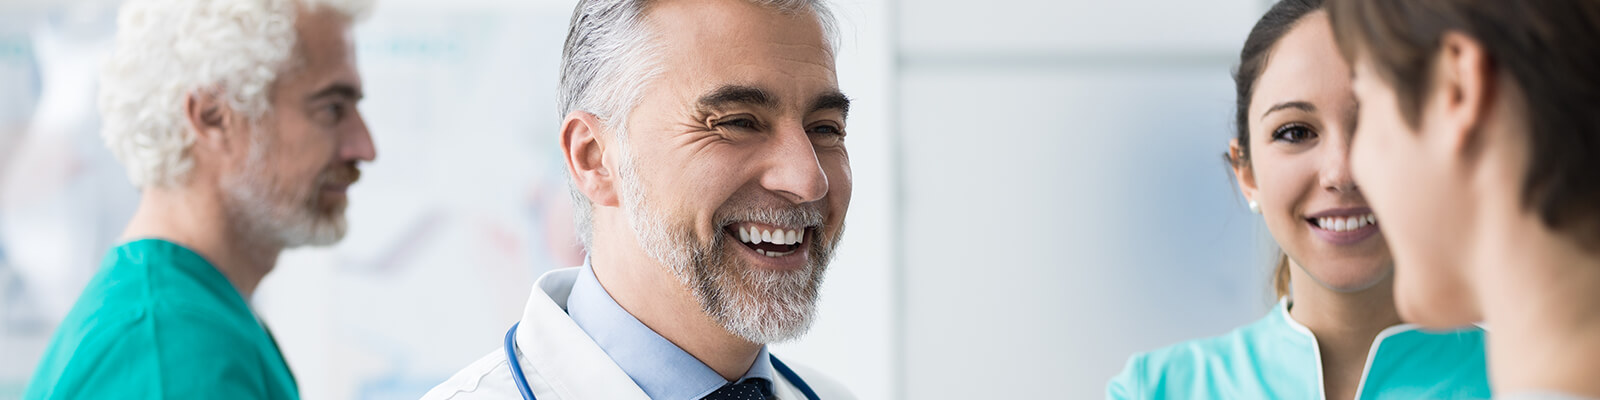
1261, 101, 1316, 120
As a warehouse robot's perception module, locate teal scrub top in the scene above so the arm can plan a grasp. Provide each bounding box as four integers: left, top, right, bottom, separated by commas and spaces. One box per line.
1108, 301, 1491, 400
23, 239, 299, 400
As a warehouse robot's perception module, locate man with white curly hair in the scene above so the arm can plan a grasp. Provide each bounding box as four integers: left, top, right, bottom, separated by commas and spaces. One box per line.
425, 0, 853, 399
24, 0, 373, 398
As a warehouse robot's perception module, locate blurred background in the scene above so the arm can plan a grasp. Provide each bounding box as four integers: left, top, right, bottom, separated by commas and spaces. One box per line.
0, 0, 1281, 398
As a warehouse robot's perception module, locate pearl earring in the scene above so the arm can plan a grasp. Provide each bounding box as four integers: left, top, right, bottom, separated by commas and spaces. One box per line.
1248, 200, 1260, 214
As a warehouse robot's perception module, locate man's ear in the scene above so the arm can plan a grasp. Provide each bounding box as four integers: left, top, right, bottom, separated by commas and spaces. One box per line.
562, 111, 620, 208
184, 90, 237, 155
1430, 31, 1496, 159
1229, 138, 1259, 208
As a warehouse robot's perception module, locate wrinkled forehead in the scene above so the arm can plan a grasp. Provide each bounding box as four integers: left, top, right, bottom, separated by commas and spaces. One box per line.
642, 0, 838, 104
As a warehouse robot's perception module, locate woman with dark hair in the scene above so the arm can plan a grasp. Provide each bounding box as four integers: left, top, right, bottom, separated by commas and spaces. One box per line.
1330, 1, 1600, 399
1107, 0, 1491, 398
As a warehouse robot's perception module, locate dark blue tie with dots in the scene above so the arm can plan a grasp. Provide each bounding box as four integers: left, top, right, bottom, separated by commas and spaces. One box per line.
701, 378, 771, 400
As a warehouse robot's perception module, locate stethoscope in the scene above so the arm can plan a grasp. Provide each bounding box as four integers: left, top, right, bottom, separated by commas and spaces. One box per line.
504, 323, 822, 400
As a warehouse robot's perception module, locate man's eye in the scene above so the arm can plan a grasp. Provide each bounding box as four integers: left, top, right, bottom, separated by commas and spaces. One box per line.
1272, 123, 1317, 143
716, 118, 758, 130
319, 103, 346, 123
809, 124, 843, 136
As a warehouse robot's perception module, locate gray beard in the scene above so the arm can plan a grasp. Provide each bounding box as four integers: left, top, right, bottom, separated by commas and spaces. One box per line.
617, 165, 841, 344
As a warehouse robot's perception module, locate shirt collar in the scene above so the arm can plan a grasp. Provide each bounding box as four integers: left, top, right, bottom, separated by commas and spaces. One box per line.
1274, 296, 1425, 339
566, 262, 776, 399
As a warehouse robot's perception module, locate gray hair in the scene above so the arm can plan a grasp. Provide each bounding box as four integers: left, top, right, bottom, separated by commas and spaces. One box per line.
560, 0, 838, 251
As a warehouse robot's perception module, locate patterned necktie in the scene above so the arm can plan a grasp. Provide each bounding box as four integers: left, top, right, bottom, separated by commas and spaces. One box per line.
701, 378, 771, 400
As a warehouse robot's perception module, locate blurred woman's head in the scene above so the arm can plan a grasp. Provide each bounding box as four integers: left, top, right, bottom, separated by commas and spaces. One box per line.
1330, 0, 1600, 327
1232, 0, 1393, 300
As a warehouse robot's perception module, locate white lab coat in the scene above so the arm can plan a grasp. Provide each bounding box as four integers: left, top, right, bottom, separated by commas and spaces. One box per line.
422, 267, 855, 400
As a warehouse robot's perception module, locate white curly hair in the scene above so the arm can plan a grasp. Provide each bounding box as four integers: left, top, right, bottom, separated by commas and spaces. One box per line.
99, 0, 372, 188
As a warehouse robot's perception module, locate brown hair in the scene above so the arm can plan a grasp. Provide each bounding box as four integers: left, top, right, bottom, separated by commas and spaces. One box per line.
1231, 0, 1324, 299
1329, 0, 1600, 246
1271, 254, 1292, 299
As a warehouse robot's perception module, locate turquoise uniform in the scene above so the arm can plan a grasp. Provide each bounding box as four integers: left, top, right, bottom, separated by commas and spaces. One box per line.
24, 239, 299, 400
1108, 301, 1491, 399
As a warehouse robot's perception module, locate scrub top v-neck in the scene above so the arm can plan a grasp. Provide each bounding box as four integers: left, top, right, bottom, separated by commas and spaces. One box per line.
24, 239, 299, 400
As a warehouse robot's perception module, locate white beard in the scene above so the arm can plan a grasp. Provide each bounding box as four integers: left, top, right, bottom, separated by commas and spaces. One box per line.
219, 133, 347, 249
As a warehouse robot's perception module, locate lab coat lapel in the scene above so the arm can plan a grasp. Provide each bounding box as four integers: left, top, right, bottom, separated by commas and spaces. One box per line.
771, 375, 807, 400
514, 267, 650, 400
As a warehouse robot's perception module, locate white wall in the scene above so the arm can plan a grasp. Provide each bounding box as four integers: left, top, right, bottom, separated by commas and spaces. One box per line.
893, 0, 1277, 398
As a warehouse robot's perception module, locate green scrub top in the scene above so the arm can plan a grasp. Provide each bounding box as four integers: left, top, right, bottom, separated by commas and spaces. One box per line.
23, 239, 299, 400
1108, 300, 1491, 400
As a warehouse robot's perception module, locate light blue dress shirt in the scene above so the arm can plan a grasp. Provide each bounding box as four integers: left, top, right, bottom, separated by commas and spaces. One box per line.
566, 263, 777, 400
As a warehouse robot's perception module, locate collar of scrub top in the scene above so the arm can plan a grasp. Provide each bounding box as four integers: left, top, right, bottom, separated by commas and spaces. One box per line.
1272, 296, 1496, 400
1277, 295, 1424, 399
566, 262, 779, 399
1276, 296, 1428, 341
1275, 296, 1428, 336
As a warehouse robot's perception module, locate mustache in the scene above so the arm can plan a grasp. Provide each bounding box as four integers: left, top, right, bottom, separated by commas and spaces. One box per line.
318, 162, 362, 187
715, 203, 826, 229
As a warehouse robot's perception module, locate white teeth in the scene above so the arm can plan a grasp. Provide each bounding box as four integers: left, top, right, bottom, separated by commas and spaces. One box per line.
731, 224, 808, 247
755, 248, 795, 257
1317, 213, 1377, 232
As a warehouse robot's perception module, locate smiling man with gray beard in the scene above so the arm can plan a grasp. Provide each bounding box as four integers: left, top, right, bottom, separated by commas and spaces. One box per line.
423, 0, 854, 399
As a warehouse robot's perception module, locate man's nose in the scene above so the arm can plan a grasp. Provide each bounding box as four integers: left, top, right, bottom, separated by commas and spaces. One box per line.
341, 111, 377, 162
760, 127, 828, 204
